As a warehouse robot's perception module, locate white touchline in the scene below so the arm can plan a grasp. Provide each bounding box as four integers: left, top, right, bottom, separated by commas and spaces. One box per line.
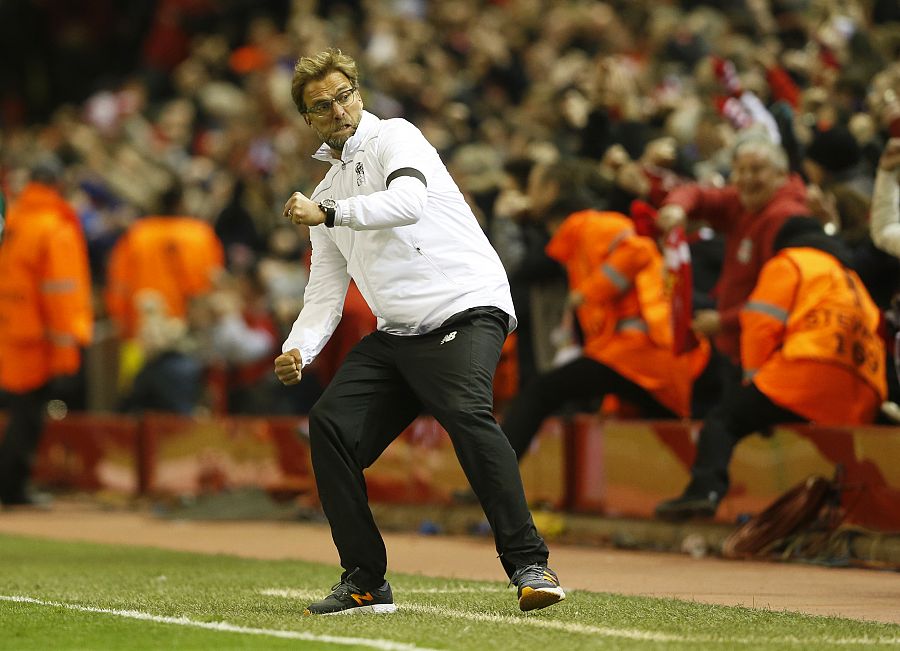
261, 587, 507, 599
0, 595, 439, 651
403, 604, 900, 647
371, 604, 900, 647
258, 589, 900, 647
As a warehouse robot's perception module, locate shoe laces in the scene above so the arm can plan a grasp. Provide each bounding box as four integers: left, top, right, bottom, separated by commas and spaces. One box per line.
509, 563, 546, 588
330, 569, 362, 596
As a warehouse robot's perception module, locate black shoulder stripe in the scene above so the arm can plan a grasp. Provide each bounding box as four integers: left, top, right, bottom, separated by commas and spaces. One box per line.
386, 167, 427, 188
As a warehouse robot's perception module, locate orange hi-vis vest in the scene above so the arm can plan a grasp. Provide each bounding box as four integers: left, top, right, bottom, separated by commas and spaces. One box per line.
741, 247, 885, 424
105, 216, 225, 339
546, 210, 695, 417
0, 183, 93, 392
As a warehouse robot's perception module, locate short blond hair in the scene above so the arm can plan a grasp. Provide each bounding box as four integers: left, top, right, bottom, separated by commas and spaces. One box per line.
291, 48, 359, 113
732, 136, 789, 173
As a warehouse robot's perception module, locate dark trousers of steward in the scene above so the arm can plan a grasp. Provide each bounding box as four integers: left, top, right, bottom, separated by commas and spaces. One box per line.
0, 384, 46, 503
308, 306, 549, 591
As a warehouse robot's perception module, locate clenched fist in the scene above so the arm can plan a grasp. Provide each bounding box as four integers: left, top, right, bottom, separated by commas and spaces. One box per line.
283, 192, 325, 227
274, 348, 304, 385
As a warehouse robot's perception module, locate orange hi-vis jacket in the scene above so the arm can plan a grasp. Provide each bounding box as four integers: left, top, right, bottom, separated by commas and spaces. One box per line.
0, 183, 93, 393
546, 210, 695, 417
106, 216, 224, 338
741, 247, 886, 424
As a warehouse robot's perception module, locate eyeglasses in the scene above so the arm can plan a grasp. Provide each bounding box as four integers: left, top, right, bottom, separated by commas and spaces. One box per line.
304, 87, 358, 117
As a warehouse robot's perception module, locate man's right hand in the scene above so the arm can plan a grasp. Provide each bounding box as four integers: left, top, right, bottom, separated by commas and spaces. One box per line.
656, 204, 687, 233
274, 348, 303, 385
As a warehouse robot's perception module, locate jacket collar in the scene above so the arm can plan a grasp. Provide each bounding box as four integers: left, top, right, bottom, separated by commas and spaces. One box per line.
312, 110, 378, 165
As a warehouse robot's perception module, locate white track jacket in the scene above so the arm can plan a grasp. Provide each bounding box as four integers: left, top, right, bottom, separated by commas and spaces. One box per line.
282, 111, 516, 367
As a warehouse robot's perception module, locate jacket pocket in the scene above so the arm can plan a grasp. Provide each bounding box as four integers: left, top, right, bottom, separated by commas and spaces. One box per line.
410, 237, 459, 287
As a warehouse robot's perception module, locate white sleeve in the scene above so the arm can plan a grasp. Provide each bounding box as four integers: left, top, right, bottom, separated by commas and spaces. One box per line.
335, 175, 427, 230
334, 119, 430, 230
870, 168, 900, 259
281, 228, 350, 367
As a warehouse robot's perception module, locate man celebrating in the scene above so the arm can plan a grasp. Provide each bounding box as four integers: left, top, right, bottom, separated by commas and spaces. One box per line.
657, 138, 807, 398
656, 217, 885, 520
274, 48, 564, 615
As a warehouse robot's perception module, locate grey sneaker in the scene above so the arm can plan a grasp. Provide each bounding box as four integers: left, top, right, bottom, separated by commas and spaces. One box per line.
304, 577, 397, 615
510, 564, 566, 612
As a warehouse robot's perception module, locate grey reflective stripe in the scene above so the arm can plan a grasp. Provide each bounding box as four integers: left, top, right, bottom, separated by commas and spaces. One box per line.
743, 300, 788, 323
743, 368, 758, 382
41, 279, 77, 293
601, 263, 630, 292
606, 229, 633, 255
47, 331, 77, 346
616, 317, 648, 333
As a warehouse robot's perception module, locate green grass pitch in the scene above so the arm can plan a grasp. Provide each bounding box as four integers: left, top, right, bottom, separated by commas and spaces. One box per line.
0, 534, 897, 650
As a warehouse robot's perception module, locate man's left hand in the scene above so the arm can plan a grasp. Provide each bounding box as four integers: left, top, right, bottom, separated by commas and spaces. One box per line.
567, 290, 585, 308
691, 309, 722, 336
283, 192, 326, 227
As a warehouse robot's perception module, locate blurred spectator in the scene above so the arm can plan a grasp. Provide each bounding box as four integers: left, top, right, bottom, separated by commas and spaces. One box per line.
656, 217, 886, 521
804, 123, 871, 240
871, 138, 900, 258
496, 156, 568, 390
804, 123, 900, 408
0, 160, 93, 506
118, 292, 202, 415
257, 224, 310, 335
871, 137, 900, 398
804, 122, 900, 314
104, 179, 224, 404
579, 56, 653, 162
214, 178, 265, 267
200, 267, 282, 414
447, 143, 505, 230
658, 137, 807, 401
502, 162, 699, 460
105, 181, 225, 341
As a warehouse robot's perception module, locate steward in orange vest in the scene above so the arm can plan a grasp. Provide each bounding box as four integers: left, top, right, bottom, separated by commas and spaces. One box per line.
502, 204, 700, 460
105, 184, 225, 340
656, 217, 886, 521
0, 173, 93, 505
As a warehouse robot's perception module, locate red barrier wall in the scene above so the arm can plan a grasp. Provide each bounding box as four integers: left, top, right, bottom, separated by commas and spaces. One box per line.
5, 412, 899, 532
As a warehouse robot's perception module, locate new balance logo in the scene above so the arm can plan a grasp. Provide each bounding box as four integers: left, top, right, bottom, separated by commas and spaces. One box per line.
440, 331, 457, 345
351, 592, 374, 606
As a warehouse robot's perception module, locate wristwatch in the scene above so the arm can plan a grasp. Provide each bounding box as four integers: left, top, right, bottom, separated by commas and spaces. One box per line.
318, 198, 337, 228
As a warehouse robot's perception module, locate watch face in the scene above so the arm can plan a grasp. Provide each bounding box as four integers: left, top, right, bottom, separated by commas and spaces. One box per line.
322, 199, 337, 209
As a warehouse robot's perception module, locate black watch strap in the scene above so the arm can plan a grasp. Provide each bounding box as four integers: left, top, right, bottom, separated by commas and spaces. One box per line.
319, 201, 336, 228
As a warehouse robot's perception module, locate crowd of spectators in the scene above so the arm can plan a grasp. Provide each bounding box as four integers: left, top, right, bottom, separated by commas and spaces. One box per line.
2, 0, 900, 420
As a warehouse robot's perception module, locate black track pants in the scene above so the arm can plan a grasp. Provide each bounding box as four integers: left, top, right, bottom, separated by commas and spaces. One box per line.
307, 308, 548, 590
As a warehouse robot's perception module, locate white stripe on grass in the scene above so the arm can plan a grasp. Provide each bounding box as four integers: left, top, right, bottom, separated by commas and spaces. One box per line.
401, 603, 900, 647
262, 588, 900, 647
261, 587, 507, 600
0, 595, 438, 651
